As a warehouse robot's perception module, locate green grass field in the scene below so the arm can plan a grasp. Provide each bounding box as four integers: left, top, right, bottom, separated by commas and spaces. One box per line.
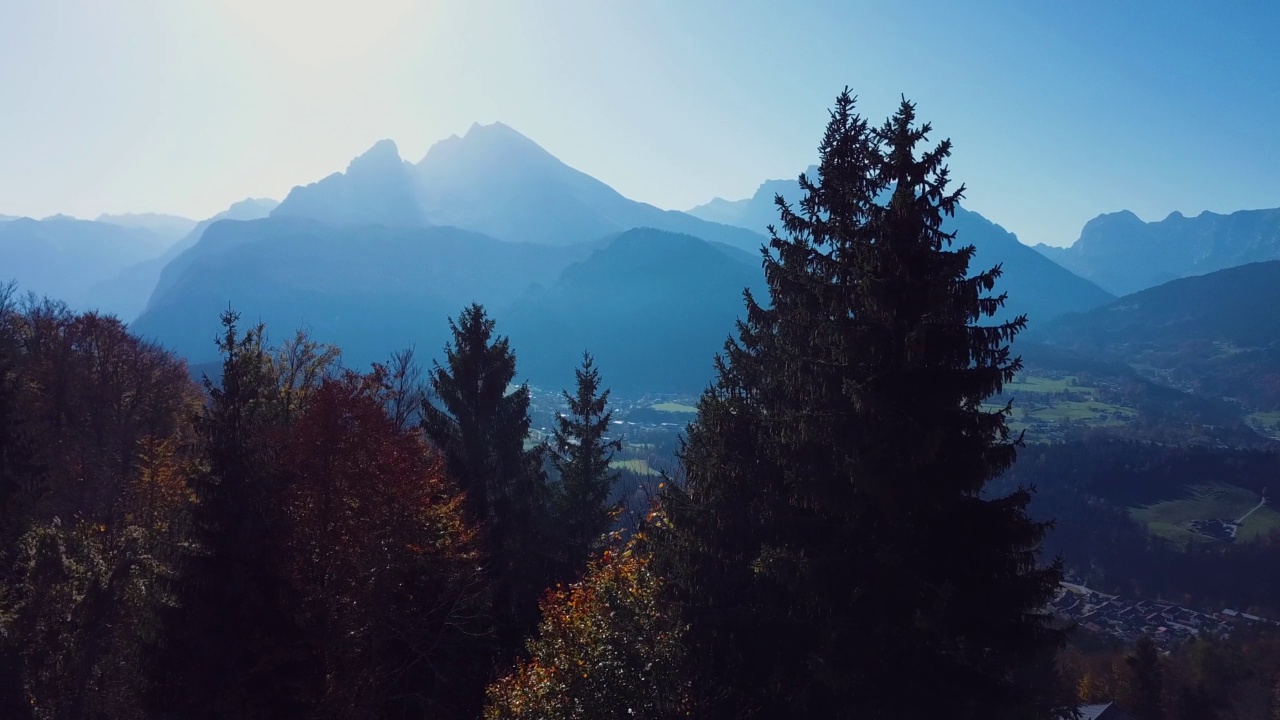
1025, 400, 1136, 425
1238, 504, 1280, 541
610, 458, 661, 476
1130, 482, 1277, 545
1247, 411, 1280, 433
651, 402, 698, 414
1006, 376, 1085, 394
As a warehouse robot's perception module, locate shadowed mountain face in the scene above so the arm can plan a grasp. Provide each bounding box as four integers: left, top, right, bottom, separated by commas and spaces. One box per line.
272, 140, 427, 228
0, 216, 171, 307
505, 228, 766, 393
1035, 207, 1280, 296
689, 171, 1115, 327
131, 218, 605, 369
130, 220, 760, 393
83, 198, 278, 321
1031, 261, 1280, 410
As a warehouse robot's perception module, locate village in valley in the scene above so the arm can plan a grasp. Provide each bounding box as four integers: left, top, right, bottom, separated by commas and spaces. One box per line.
1050, 582, 1278, 652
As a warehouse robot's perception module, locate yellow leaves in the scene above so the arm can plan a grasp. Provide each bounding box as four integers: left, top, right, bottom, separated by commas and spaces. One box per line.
484, 535, 690, 719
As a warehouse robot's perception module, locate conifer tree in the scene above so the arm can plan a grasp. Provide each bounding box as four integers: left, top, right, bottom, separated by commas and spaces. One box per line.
149, 311, 310, 719
1124, 634, 1164, 720
552, 352, 622, 576
422, 303, 551, 650
655, 90, 1066, 718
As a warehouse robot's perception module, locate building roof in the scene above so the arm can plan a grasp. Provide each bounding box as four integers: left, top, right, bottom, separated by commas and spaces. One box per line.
1078, 703, 1138, 720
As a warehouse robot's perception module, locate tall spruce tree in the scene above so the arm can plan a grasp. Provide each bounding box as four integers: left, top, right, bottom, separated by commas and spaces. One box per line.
422, 303, 551, 650
655, 90, 1066, 718
552, 352, 622, 576
1124, 635, 1164, 720
149, 311, 311, 719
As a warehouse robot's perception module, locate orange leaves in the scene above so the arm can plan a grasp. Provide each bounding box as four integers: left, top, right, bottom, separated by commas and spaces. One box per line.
4, 301, 202, 530
276, 369, 488, 717
485, 537, 689, 719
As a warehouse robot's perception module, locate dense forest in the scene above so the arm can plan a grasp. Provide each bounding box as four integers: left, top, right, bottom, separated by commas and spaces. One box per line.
2, 92, 1278, 720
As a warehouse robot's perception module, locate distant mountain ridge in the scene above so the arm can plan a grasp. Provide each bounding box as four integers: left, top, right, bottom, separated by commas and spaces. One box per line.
84, 198, 278, 321
131, 220, 761, 392
96, 212, 197, 247
1032, 260, 1280, 410
687, 166, 819, 235
688, 169, 1114, 326
1035, 207, 1280, 296
272, 140, 427, 228
266, 122, 768, 251
0, 216, 172, 308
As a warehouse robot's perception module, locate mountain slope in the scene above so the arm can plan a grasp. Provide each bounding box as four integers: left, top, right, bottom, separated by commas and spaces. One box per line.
84, 198, 278, 321
414, 122, 767, 250
689, 171, 1114, 326
272, 140, 427, 228
504, 227, 766, 393
130, 221, 761, 393
1035, 207, 1280, 296
0, 216, 170, 307
131, 218, 601, 367
1032, 261, 1280, 409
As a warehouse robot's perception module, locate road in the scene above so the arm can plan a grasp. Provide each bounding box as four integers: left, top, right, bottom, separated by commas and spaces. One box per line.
1235, 495, 1268, 524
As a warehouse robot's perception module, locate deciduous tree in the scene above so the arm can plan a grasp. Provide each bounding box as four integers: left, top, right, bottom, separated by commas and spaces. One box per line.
485, 532, 689, 720
280, 368, 489, 719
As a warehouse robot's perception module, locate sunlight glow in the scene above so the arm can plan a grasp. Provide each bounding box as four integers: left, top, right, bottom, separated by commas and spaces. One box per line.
216, 0, 421, 69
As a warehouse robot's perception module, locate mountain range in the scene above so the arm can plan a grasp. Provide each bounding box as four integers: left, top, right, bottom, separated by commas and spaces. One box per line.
86, 198, 279, 321
95, 212, 197, 246
271, 122, 768, 252
688, 168, 1115, 327
125, 123, 1135, 392
12, 120, 1280, 398
1029, 260, 1280, 410
0, 215, 175, 307
1035, 207, 1280, 296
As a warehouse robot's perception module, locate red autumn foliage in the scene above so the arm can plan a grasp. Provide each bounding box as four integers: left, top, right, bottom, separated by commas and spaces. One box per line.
278, 368, 490, 719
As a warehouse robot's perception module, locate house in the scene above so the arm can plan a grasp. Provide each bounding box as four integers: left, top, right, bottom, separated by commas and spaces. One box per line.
1078, 702, 1138, 720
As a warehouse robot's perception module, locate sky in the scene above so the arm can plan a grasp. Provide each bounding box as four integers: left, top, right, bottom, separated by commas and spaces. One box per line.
1, 0, 1277, 247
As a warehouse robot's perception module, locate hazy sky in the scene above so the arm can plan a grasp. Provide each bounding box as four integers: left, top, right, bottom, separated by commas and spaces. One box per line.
2, 0, 1277, 246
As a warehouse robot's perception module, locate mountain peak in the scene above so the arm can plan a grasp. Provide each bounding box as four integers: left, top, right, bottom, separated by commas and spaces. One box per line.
222, 197, 280, 220
346, 139, 404, 174
419, 121, 553, 168
1079, 209, 1144, 236
463, 120, 524, 140
272, 139, 424, 228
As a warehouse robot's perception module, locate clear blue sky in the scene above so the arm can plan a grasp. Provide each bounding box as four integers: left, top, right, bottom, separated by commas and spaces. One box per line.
2, 0, 1277, 246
